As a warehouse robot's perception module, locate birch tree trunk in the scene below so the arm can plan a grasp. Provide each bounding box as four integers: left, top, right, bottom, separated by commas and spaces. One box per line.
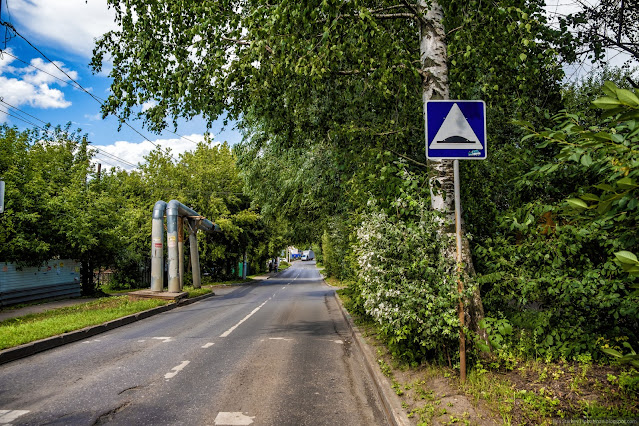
418, 0, 487, 343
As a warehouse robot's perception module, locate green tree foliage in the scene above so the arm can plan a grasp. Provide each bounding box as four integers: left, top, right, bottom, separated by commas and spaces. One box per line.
0, 126, 282, 292
473, 82, 639, 359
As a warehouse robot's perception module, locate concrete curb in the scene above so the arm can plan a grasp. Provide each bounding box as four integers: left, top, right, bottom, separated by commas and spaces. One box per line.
333, 291, 411, 426
0, 291, 218, 365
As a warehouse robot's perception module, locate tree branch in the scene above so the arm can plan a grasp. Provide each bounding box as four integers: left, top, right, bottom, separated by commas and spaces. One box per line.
372, 13, 419, 20
389, 149, 428, 168
220, 36, 273, 54
400, 0, 429, 29
220, 36, 249, 46
371, 5, 416, 14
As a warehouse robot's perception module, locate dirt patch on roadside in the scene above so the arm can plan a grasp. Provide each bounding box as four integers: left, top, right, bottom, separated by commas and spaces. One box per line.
358, 323, 499, 425
356, 321, 638, 425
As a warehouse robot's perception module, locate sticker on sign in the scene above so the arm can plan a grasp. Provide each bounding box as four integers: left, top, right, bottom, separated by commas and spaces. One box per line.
426, 100, 486, 160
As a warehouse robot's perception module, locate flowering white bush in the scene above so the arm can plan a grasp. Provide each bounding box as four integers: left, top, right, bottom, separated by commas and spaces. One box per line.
354, 201, 461, 360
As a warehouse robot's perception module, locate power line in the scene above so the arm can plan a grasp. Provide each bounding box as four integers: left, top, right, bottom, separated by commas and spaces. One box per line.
0, 98, 140, 169
0, 98, 49, 125
0, 27, 201, 148
0, 106, 46, 130
93, 147, 138, 168
0, 50, 83, 90
0, 20, 161, 149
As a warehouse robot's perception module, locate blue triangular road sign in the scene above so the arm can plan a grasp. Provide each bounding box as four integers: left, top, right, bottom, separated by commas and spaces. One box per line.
426, 101, 486, 160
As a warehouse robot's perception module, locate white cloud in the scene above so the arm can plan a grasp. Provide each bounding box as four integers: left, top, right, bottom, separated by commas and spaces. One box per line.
22, 58, 78, 86
84, 113, 102, 121
10, 0, 118, 59
141, 100, 158, 112
95, 134, 215, 171
0, 49, 75, 121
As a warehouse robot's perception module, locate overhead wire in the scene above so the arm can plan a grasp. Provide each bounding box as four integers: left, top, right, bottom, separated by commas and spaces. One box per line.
0, 106, 46, 130
0, 21, 162, 149
0, 98, 139, 169
2, 49, 202, 147
1, 50, 202, 147
0, 21, 208, 152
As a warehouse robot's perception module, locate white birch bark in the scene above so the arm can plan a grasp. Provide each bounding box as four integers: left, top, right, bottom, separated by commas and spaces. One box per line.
418, 0, 487, 341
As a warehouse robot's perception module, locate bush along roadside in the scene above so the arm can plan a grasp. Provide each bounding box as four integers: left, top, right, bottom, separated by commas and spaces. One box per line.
336, 284, 639, 425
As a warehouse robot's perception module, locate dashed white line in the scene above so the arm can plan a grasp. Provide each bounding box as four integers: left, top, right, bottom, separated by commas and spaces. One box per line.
164, 361, 190, 379
0, 410, 30, 423
220, 298, 271, 338
202, 342, 215, 348
269, 337, 293, 341
214, 412, 255, 425
152, 337, 173, 343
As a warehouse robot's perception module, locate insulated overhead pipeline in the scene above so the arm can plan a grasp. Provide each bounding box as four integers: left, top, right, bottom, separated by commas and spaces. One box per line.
150, 200, 220, 293
166, 200, 219, 292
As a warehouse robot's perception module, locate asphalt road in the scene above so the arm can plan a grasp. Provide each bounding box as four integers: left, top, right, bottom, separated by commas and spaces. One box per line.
0, 261, 386, 425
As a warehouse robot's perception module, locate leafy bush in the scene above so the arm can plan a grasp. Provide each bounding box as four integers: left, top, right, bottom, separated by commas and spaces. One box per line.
354, 199, 465, 363
475, 82, 639, 360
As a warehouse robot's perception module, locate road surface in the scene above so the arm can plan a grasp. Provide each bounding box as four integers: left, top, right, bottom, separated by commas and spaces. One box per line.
0, 261, 386, 425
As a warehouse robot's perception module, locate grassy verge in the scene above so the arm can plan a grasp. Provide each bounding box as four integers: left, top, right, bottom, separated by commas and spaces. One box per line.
278, 261, 291, 271
335, 283, 639, 425
182, 285, 213, 298
203, 276, 254, 286
0, 296, 169, 350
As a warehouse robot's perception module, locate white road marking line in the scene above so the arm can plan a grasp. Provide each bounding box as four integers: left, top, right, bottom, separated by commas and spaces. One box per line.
268, 337, 293, 341
334, 340, 344, 344
164, 361, 190, 379
220, 298, 271, 337
0, 410, 30, 423
152, 337, 173, 343
138, 340, 146, 342
214, 412, 255, 425
202, 342, 215, 348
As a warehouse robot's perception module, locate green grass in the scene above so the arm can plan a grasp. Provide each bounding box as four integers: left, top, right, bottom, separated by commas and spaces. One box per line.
0, 296, 169, 350
203, 276, 254, 286
182, 285, 213, 298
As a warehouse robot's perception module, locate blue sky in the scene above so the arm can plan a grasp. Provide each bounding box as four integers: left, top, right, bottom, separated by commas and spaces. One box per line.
0, 0, 242, 170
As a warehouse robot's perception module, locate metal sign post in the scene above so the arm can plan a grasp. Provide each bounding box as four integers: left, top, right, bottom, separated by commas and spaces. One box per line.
426, 100, 486, 383
0, 181, 5, 214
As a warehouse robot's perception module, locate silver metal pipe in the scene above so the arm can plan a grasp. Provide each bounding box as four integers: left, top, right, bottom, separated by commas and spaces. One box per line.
166, 200, 182, 293
189, 219, 202, 289
178, 217, 185, 291
150, 200, 167, 292
166, 200, 219, 292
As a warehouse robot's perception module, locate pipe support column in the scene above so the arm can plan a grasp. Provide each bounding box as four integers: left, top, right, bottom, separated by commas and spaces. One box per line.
178, 217, 185, 290
166, 202, 181, 293
150, 201, 167, 292
189, 219, 202, 289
